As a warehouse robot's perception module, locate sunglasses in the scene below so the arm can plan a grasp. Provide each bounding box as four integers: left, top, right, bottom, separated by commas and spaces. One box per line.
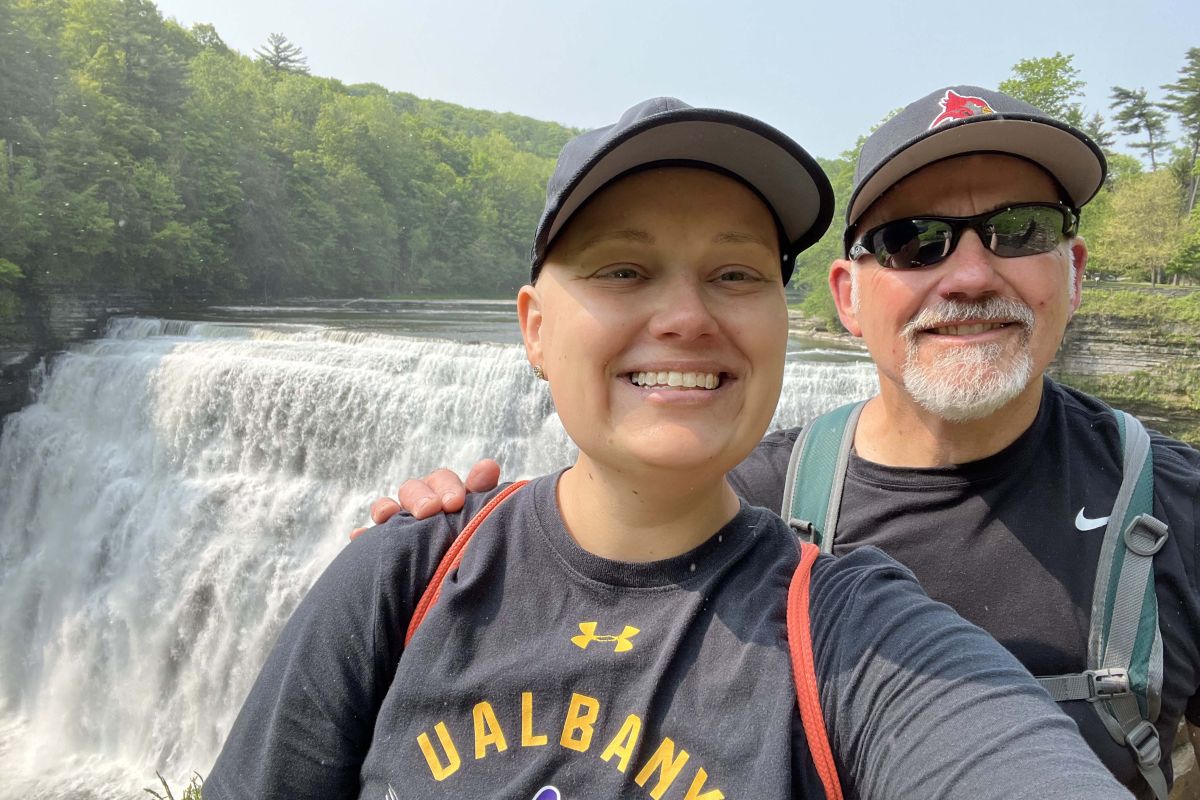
847, 202, 1080, 269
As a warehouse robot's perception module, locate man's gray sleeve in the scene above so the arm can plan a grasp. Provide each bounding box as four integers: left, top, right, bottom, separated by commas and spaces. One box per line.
810, 547, 1132, 799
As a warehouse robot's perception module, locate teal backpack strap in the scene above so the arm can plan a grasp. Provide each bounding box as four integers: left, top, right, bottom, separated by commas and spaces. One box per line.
1036, 410, 1169, 800
781, 401, 864, 554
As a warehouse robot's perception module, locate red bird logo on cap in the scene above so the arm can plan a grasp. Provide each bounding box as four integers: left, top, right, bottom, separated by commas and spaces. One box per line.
928, 90, 994, 129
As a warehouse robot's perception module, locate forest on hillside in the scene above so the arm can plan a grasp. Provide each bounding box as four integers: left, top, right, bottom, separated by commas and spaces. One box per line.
1, 1, 1198, 327
0, 0, 575, 314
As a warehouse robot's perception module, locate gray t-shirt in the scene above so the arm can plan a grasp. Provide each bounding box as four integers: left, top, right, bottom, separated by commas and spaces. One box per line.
729, 378, 1200, 795
206, 471, 1128, 799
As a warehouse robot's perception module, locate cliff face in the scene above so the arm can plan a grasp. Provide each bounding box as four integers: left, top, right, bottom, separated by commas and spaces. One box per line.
1054, 314, 1200, 376
0, 287, 156, 420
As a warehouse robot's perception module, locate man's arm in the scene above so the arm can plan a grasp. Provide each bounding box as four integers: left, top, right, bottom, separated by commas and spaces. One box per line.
811, 547, 1132, 799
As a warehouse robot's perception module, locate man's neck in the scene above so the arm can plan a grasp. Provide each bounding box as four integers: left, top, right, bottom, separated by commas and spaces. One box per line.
854, 376, 1045, 468
556, 457, 741, 563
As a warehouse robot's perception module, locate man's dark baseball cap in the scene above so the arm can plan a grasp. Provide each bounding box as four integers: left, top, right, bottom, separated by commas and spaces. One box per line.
530, 97, 834, 283
845, 85, 1107, 245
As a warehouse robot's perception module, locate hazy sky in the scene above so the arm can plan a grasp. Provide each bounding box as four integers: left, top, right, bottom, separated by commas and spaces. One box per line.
153, 0, 1199, 160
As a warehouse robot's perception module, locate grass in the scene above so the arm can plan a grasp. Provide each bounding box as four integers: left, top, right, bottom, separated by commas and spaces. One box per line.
144, 771, 203, 800
1075, 284, 1200, 324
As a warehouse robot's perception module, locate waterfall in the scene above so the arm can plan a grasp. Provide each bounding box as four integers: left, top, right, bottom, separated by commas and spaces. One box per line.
0, 313, 876, 798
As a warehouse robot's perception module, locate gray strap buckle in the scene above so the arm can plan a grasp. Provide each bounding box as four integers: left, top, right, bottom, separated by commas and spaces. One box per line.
1124, 719, 1162, 769
788, 518, 817, 541
1124, 514, 1168, 557
1087, 667, 1132, 700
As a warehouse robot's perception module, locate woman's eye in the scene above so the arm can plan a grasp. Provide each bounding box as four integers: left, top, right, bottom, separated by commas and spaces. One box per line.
715, 268, 760, 282
595, 266, 642, 280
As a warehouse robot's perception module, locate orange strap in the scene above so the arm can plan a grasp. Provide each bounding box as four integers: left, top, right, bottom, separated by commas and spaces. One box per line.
404, 480, 528, 646
788, 540, 844, 800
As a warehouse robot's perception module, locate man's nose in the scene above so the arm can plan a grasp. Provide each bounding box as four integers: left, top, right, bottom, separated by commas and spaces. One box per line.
936, 229, 1004, 300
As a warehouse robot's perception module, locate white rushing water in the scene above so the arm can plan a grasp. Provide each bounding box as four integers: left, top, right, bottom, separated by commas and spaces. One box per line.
0, 314, 877, 798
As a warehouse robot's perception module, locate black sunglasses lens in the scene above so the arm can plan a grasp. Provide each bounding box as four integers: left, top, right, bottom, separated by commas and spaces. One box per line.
870, 219, 954, 268
984, 206, 1067, 257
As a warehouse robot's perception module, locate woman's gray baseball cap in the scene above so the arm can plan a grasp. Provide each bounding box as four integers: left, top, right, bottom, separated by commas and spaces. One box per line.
844, 85, 1107, 249
530, 97, 834, 283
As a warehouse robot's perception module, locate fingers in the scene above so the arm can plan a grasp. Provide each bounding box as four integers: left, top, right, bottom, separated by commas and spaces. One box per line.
349, 526, 368, 541
370, 497, 402, 524
464, 459, 502, 493
397, 468, 467, 518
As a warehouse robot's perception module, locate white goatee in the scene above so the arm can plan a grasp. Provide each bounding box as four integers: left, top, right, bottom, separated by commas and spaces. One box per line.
900, 297, 1036, 422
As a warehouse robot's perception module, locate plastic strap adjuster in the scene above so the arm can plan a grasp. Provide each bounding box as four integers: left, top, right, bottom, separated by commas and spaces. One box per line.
1124, 719, 1162, 768
1123, 514, 1168, 557
1087, 667, 1132, 700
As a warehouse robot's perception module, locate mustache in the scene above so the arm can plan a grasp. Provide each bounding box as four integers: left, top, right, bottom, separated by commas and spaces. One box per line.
901, 297, 1035, 339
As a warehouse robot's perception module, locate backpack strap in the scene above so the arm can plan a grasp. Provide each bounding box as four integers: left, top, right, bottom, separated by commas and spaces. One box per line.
1035, 411, 1169, 800
788, 540, 844, 800
782, 402, 864, 553
404, 480, 529, 646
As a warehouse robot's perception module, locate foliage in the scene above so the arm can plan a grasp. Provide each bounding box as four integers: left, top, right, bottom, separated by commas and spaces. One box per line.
4, 12, 1197, 312
999, 52, 1086, 127
144, 771, 203, 800
1087, 171, 1187, 284
1074, 286, 1200, 324
1161, 47, 1200, 212
1110, 86, 1171, 169
0, 1, 575, 303
254, 32, 308, 75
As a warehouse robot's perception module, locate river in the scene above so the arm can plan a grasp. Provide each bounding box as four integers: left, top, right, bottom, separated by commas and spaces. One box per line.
0, 300, 876, 798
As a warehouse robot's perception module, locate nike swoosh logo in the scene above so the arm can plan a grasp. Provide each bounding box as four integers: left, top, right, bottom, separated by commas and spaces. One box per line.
1075, 508, 1110, 531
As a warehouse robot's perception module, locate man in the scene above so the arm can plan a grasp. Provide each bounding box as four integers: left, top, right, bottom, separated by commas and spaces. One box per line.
367, 86, 1200, 799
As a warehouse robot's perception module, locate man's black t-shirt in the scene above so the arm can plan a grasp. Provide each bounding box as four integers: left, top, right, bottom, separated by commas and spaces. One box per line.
729, 378, 1200, 793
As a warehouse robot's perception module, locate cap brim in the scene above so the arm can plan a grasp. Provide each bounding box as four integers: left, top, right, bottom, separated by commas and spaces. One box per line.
847, 115, 1105, 225
538, 110, 833, 275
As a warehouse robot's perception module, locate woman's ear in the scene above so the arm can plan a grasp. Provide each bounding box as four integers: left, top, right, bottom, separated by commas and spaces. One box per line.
517, 284, 544, 368
829, 259, 864, 337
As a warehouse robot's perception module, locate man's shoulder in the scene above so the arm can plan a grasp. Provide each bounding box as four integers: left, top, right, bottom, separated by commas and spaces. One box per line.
728, 427, 802, 512
1048, 378, 1200, 488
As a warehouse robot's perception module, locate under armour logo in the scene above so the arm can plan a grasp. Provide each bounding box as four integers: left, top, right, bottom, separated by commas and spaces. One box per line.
571, 621, 639, 653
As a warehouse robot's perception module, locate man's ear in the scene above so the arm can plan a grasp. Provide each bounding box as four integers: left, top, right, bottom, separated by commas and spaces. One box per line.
517, 284, 544, 369
1068, 237, 1088, 315
829, 259, 864, 337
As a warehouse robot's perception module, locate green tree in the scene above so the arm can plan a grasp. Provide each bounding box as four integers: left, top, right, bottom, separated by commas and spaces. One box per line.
999, 52, 1086, 126
1090, 170, 1186, 285
254, 32, 308, 75
1167, 208, 1200, 281
1161, 48, 1200, 212
1110, 86, 1171, 170
1082, 111, 1116, 154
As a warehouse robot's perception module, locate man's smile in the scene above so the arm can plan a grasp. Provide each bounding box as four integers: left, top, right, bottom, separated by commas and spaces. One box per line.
924, 321, 1018, 336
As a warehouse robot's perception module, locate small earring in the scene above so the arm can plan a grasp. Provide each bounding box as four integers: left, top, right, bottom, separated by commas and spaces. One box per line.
531, 364, 547, 381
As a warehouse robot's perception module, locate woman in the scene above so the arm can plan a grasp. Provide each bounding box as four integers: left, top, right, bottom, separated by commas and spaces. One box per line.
204, 98, 1128, 799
